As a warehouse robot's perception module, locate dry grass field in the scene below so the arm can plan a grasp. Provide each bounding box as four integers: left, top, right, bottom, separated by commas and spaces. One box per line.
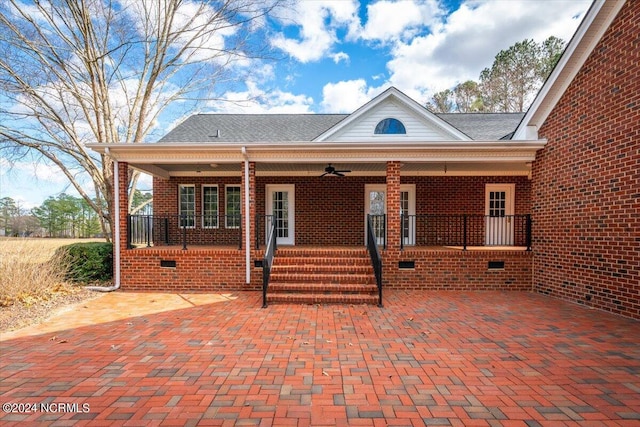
0, 238, 104, 332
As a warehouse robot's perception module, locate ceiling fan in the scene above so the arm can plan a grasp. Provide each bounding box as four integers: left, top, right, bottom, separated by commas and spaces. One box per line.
321, 163, 351, 177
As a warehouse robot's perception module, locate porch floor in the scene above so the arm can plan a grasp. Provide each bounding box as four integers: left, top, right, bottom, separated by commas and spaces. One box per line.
1, 290, 638, 425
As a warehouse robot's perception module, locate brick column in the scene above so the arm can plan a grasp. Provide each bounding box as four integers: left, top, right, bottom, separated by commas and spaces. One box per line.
386, 161, 401, 250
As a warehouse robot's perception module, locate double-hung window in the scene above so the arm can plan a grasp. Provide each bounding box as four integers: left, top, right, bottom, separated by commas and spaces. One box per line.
225, 185, 241, 229
179, 185, 195, 228
202, 185, 218, 228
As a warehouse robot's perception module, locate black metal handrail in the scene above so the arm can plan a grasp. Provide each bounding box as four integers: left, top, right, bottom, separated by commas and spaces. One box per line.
262, 218, 277, 308
366, 215, 383, 307
127, 214, 242, 250
400, 214, 532, 250
255, 215, 275, 250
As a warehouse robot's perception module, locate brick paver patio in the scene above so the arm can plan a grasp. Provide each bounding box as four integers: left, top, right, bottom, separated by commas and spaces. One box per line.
1, 290, 639, 426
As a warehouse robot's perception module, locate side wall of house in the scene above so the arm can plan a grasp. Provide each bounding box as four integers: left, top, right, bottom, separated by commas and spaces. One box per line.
533, 1, 640, 319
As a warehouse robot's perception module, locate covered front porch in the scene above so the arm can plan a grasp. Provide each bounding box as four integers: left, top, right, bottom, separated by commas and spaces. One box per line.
98, 138, 543, 294
125, 158, 535, 253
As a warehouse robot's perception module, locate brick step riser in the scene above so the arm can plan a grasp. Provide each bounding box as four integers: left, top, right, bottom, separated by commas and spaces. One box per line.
271, 266, 373, 275
266, 294, 379, 305
268, 283, 378, 293
269, 274, 375, 284
271, 266, 373, 277
275, 250, 369, 258
274, 257, 371, 267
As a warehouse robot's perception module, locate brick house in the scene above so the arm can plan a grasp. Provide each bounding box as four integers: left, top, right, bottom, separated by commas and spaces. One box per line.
89, 0, 638, 318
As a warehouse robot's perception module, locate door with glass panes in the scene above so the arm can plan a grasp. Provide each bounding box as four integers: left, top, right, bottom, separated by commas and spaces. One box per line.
266, 185, 295, 245
485, 184, 514, 245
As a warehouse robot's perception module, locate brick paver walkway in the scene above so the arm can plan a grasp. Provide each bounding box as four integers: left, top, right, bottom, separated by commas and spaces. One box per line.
1, 290, 639, 426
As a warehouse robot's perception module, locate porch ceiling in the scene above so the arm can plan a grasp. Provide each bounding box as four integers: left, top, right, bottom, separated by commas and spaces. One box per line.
128, 161, 532, 178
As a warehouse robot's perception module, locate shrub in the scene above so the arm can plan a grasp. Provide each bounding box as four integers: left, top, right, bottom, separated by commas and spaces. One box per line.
56, 242, 113, 282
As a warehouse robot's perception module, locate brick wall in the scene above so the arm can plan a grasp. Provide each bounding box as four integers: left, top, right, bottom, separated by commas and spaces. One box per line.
405, 176, 531, 215
254, 175, 530, 246
533, 1, 640, 319
120, 248, 254, 291
153, 175, 244, 246
384, 249, 532, 291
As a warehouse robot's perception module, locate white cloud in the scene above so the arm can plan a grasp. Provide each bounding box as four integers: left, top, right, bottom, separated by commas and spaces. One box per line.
205, 81, 314, 113
270, 0, 359, 63
135, 173, 153, 192
386, 0, 591, 98
358, 0, 442, 43
332, 52, 350, 64
320, 80, 386, 113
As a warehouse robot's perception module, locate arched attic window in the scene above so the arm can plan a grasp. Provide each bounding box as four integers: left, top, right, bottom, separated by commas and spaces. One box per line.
374, 118, 406, 135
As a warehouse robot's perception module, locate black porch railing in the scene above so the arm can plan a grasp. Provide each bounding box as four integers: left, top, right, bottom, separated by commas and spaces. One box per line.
366, 215, 383, 307
400, 214, 532, 250
127, 214, 242, 250
262, 218, 277, 308
369, 214, 386, 249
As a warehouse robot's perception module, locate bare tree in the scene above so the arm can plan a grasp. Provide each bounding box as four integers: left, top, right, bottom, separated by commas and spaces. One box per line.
479, 38, 562, 113
453, 80, 482, 113
428, 37, 566, 114
0, 0, 283, 240
426, 89, 454, 113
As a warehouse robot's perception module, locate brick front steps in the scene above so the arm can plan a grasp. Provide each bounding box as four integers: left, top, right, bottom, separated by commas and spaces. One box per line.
266, 247, 379, 305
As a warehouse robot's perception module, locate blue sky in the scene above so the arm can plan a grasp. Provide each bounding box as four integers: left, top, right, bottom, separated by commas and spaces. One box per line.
0, 0, 592, 209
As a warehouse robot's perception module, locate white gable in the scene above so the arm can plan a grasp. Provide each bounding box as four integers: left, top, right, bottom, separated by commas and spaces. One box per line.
314, 87, 470, 142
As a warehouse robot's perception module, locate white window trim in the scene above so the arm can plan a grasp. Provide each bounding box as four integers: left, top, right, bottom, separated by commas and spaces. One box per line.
225, 184, 241, 229
202, 185, 219, 229
178, 184, 196, 229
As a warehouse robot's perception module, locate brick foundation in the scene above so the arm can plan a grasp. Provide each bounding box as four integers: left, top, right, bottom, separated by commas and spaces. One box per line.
119, 248, 257, 292
384, 249, 532, 291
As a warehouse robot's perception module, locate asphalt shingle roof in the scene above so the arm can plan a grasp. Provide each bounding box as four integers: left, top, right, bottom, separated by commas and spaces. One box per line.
158, 112, 525, 143
436, 113, 525, 140
159, 114, 348, 143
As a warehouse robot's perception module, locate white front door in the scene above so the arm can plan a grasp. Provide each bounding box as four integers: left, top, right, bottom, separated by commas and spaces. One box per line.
485, 184, 515, 245
364, 184, 415, 245
266, 185, 295, 245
